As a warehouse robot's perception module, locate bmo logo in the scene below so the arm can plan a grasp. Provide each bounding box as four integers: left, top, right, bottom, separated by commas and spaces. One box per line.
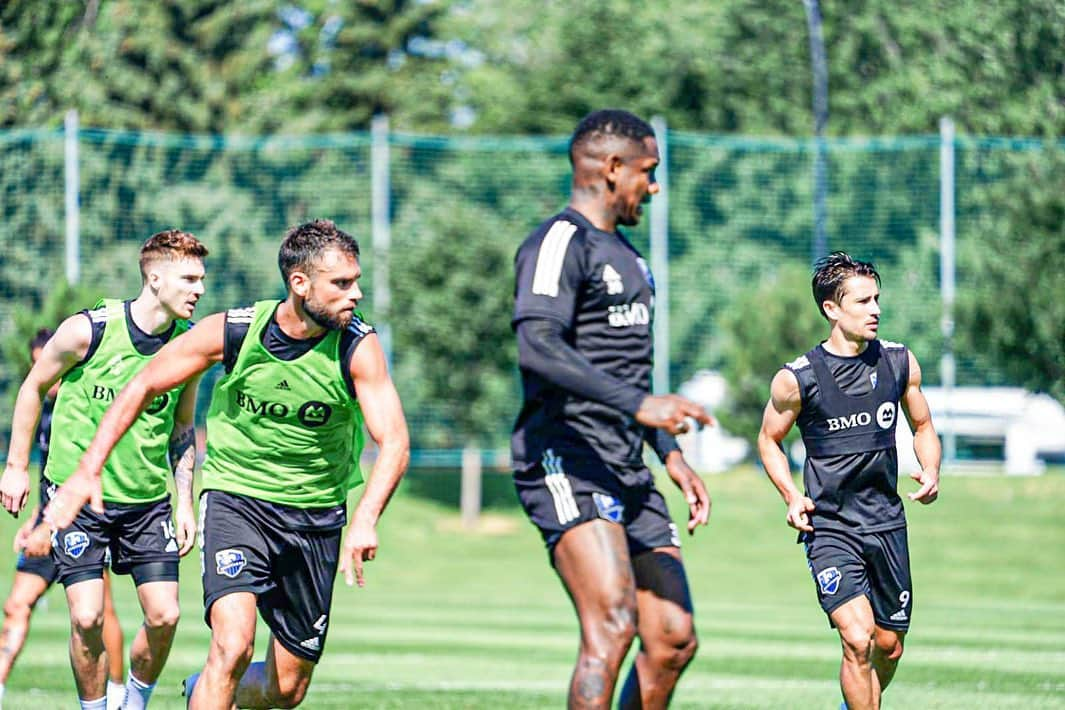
876, 402, 896, 429
826, 412, 871, 432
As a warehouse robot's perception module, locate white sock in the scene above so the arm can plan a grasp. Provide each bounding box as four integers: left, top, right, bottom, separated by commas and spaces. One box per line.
79, 697, 106, 710
123, 672, 156, 710
106, 680, 125, 710
0, 682, 5, 707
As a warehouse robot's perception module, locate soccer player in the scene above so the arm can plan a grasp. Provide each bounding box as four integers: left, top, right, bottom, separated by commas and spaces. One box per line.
512, 109, 713, 709
41, 219, 409, 710
757, 252, 940, 710
0, 329, 126, 710
2, 231, 208, 710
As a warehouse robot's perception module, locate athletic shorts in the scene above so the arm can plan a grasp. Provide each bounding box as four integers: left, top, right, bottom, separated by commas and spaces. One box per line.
51, 492, 179, 588
802, 526, 913, 631
15, 477, 58, 584
513, 456, 680, 559
198, 490, 343, 663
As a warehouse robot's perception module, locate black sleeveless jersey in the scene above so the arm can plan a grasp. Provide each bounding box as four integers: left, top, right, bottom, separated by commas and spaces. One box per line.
511, 207, 657, 475
786, 340, 909, 533
35, 397, 54, 473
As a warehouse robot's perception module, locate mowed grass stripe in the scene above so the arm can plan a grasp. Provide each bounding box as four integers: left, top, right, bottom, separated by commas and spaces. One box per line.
320, 619, 1065, 679
0, 469, 1060, 709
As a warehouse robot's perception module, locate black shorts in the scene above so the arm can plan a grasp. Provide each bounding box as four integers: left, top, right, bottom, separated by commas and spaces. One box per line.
16, 477, 58, 584
51, 491, 178, 588
802, 527, 913, 631
513, 454, 680, 559
198, 490, 343, 663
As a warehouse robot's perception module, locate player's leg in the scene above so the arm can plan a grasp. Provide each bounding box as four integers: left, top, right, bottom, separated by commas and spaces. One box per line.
189, 591, 257, 710
805, 530, 876, 710
234, 635, 316, 709
0, 571, 50, 684
617, 547, 697, 710
553, 519, 639, 709
100, 569, 126, 709
190, 491, 273, 709
865, 527, 912, 698
123, 578, 179, 707
829, 595, 877, 710
871, 626, 905, 696
235, 519, 340, 708
55, 507, 111, 707
113, 501, 182, 708
65, 578, 109, 704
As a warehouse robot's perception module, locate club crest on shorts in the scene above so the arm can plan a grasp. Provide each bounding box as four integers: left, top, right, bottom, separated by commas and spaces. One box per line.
215, 548, 247, 578
63, 531, 90, 558
592, 492, 624, 523
816, 566, 841, 596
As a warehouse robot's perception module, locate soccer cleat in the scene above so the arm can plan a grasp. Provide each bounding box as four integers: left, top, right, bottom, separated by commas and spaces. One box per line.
182, 673, 200, 709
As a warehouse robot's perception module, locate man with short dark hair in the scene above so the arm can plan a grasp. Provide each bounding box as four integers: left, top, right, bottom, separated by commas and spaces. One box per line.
2, 230, 209, 710
512, 109, 713, 709
41, 219, 410, 710
757, 251, 940, 710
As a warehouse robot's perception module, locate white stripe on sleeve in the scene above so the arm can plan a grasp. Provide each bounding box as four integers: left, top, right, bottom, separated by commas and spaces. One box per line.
530, 221, 577, 298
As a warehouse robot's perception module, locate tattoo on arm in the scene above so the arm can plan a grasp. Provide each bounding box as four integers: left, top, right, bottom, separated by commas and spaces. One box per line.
169, 424, 196, 501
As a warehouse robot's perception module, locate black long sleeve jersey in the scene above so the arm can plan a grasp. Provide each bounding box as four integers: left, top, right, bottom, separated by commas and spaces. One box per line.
511, 207, 676, 481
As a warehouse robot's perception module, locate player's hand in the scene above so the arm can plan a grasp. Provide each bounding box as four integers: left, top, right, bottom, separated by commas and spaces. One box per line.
175, 500, 196, 557
339, 517, 378, 588
664, 452, 711, 534
0, 464, 31, 517
635, 394, 715, 435
786, 495, 815, 532
42, 470, 102, 530
12, 512, 37, 552
908, 467, 939, 504
21, 522, 53, 558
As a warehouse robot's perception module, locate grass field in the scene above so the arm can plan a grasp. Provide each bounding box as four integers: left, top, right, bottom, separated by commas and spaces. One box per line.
0, 466, 1062, 709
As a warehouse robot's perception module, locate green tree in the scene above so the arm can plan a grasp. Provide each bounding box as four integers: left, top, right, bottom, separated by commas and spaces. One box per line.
713, 262, 824, 445
451, 0, 1065, 137
956, 149, 1065, 402
0, 1, 457, 133
390, 194, 518, 449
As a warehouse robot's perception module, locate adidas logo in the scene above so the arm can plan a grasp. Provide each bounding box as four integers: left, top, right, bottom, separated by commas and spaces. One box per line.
890, 609, 908, 621
299, 637, 321, 651
603, 264, 624, 294
165, 539, 178, 553
275, 380, 291, 391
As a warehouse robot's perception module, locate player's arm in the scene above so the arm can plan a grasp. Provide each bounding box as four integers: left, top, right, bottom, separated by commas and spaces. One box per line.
41, 312, 226, 529
641, 428, 711, 533
341, 332, 410, 588
757, 368, 814, 532
1, 313, 92, 515
644, 427, 679, 461
170, 373, 201, 557
901, 350, 940, 504
513, 232, 709, 433
516, 319, 710, 432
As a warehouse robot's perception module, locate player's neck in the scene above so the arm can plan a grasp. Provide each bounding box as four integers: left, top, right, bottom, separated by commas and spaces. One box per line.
129, 293, 176, 335
822, 330, 870, 357
568, 196, 617, 233
276, 299, 327, 340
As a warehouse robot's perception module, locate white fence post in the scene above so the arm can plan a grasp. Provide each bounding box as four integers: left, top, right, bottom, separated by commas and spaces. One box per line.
650, 115, 670, 394
371, 114, 393, 370
461, 447, 482, 529
64, 109, 80, 285
939, 116, 956, 464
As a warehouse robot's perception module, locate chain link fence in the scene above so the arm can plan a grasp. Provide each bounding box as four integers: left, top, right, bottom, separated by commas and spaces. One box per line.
0, 124, 1055, 464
